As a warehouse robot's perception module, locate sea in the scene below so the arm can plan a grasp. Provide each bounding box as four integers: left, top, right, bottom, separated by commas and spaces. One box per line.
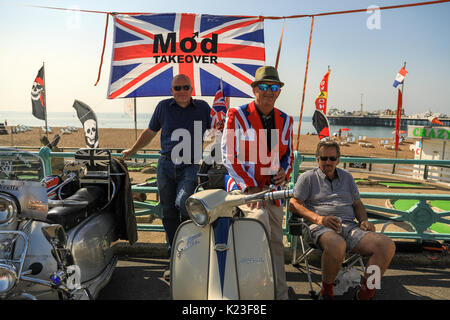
2, 111, 397, 139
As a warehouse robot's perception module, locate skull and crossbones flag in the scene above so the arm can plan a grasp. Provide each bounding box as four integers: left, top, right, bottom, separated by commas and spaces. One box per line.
73, 99, 99, 148
31, 65, 46, 120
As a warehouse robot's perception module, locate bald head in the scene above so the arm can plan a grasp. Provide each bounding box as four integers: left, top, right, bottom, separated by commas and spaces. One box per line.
171, 74, 191, 87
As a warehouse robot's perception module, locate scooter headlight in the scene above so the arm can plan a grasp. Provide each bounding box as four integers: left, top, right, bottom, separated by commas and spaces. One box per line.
0, 194, 17, 225
0, 264, 17, 294
186, 198, 209, 227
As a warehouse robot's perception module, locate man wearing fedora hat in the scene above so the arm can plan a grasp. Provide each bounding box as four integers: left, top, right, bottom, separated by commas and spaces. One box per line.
222, 66, 294, 299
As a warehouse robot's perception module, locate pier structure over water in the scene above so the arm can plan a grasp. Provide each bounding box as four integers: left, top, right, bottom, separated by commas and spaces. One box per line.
327, 115, 450, 129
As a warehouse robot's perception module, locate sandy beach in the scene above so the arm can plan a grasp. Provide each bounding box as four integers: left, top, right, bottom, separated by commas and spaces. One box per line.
0, 126, 415, 159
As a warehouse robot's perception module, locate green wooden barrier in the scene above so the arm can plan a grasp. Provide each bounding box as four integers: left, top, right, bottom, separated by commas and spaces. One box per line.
38, 147, 450, 242
287, 150, 450, 243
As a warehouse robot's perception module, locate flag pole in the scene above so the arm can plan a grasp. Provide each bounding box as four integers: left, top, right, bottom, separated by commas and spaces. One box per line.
393, 61, 406, 173
327, 65, 331, 114
395, 61, 406, 159
133, 97, 137, 141
275, 18, 285, 70
296, 16, 315, 151
42, 62, 48, 139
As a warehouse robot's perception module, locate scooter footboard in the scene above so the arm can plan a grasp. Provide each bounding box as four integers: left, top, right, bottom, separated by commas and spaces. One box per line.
171, 218, 275, 300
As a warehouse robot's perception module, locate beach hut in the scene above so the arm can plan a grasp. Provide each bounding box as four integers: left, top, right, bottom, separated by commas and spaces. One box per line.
408, 125, 450, 184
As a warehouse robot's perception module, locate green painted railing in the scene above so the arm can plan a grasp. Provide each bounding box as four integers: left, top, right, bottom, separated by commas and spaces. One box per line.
288, 151, 450, 242
37, 147, 450, 242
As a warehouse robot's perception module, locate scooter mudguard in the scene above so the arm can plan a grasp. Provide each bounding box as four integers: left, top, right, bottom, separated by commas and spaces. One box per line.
171, 217, 275, 300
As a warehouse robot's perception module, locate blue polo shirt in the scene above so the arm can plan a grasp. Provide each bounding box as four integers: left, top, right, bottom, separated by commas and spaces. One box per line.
149, 98, 211, 162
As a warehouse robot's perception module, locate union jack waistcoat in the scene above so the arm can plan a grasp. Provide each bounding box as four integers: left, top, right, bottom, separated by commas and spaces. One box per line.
221, 101, 294, 205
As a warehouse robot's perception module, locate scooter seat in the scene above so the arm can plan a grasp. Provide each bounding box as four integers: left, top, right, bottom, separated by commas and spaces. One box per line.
47, 185, 106, 230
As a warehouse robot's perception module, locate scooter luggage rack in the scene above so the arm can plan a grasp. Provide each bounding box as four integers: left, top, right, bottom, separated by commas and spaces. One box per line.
74, 148, 112, 201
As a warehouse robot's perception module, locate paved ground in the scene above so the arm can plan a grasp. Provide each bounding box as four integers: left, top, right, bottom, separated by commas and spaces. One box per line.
98, 171, 450, 305
97, 250, 450, 301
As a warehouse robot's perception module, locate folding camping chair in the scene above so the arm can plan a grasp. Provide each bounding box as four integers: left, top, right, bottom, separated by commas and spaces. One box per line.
288, 214, 365, 299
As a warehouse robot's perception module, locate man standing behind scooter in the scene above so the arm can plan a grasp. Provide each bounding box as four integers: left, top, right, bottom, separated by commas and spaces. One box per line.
122, 74, 211, 280
221, 66, 294, 300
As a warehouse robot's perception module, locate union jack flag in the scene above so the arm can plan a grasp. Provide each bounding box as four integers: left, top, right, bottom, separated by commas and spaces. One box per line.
210, 79, 228, 130
75, 149, 111, 168
108, 13, 265, 99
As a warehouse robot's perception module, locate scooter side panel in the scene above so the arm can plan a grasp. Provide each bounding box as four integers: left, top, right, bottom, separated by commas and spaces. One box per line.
68, 212, 116, 283
232, 218, 275, 300
171, 221, 210, 300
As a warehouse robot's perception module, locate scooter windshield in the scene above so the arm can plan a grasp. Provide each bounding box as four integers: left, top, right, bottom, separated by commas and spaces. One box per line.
0, 148, 45, 182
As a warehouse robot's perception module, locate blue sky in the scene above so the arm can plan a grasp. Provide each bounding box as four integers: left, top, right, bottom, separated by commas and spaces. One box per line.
1, 0, 449, 119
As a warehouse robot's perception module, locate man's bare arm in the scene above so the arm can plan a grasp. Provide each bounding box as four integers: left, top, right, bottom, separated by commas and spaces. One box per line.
353, 199, 375, 232
289, 198, 341, 232
122, 128, 158, 159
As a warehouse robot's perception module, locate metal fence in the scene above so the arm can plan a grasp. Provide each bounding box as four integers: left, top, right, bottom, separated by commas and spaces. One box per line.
37, 147, 450, 243
289, 151, 450, 242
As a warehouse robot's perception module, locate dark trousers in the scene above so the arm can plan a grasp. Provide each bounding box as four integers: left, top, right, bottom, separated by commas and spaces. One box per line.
157, 156, 199, 253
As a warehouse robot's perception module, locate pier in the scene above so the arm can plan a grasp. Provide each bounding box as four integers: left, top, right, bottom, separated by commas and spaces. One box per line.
327, 115, 450, 129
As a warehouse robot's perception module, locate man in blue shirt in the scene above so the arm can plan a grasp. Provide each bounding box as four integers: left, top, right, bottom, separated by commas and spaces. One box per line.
122, 74, 211, 278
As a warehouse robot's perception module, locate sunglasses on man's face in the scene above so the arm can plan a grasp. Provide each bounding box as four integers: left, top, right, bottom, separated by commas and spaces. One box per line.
173, 85, 191, 91
257, 83, 280, 92
319, 156, 338, 162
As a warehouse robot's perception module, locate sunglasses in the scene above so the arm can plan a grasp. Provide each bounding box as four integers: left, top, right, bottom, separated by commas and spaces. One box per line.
173, 85, 191, 91
257, 83, 280, 92
319, 156, 338, 161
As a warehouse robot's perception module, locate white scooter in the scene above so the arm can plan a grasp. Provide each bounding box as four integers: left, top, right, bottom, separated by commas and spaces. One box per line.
170, 187, 293, 300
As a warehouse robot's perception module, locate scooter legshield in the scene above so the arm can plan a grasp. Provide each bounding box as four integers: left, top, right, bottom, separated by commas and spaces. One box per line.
171, 221, 211, 300
171, 218, 275, 300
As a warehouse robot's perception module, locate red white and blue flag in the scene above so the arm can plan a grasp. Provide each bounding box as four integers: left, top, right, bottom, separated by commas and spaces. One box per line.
210, 79, 228, 130
393, 67, 408, 88
108, 13, 265, 99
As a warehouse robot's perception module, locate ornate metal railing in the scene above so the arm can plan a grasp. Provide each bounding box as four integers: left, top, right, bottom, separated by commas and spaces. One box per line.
288, 151, 450, 242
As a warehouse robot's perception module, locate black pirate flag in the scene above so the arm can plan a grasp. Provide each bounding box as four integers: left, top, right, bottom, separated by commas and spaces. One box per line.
31, 66, 46, 120
312, 109, 330, 140
73, 99, 99, 149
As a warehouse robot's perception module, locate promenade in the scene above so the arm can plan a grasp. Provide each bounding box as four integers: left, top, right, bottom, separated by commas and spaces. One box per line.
101, 170, 450, 301
98, 247, 450, 300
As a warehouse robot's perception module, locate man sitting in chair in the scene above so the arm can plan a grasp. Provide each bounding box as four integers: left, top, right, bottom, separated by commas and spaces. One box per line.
288, 140, 395, 300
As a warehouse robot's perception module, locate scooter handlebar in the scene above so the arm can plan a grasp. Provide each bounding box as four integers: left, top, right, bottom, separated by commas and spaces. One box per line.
243, 189, 294, 204
263, 189, 294, 201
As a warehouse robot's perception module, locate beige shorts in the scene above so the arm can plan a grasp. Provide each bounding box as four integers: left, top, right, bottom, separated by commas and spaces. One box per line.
303, 221, 370, 253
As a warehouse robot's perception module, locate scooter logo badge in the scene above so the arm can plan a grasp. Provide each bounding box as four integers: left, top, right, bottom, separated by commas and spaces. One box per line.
176, 232, 201, 258
27, 200, 48, 212
214, 243, 229, 252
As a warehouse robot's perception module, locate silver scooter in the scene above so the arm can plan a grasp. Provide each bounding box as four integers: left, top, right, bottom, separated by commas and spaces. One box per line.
0, 147, 136, 300
170, 187, 293, 300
